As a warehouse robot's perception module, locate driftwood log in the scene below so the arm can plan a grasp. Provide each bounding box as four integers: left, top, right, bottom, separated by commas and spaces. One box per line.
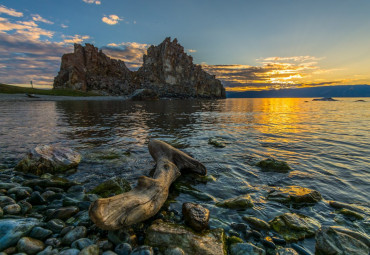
89, 139, 206, 230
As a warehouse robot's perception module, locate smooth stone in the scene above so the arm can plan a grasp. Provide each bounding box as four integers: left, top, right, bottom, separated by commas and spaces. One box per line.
18, 200, 33, 214
0, 253, 7, 255
71, 238, 94, 250
290, 244, 312, 255
0, 182, 20, 190
0, 218, 39, 250
227, 236, 243, 245
7, 187, 31, 200
41, 191, 56, 200
3, 204, 21, 215
329, 200, 370, 215
68, 186, 85, 193
96, 240, 113, 251
3, 247, 17, 254
256, 158, 290, 173
0, 207, 3, 217
29, 191, 47, 205
269, 213, 321, 242
102, 252, 117, 255
243, 216, 270, 230
44, 238, 61, 248
23, 178, 78, 191
315, 226, 369, 255
230, 222, 248, 232
229, 242, 266, 255
78, 244, 99, 255
145, 220, 226, 255
0, 195, 16, 207
114, 243, 132, 255
182, 202, 210, 231
84, 194, 99, 202
164, 247, 185, 255
36, 246, 59, 255
30, 226, 53, 240
62, 226, 87, 245
267, 186, 322, 204
208, 138, 226, 148
15, 145, 81, 175
272, 237, 286, 245
108, 229, 131, 245
46, 219, 65, 233
59, 249, 80, 255
338, 208, 365, 220
250, 230, 262, 239
61, 226, 75, 236
90, 177, 131, 198
130, 246, 153, 255
17, 237, 45, 255
216, 194, 254, 209
46, 206, 79, 221
277, 248, 299, 255
261, 237, 276, 249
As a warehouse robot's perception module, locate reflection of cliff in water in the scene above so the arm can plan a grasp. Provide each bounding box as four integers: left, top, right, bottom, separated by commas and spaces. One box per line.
55, 100, 226, 148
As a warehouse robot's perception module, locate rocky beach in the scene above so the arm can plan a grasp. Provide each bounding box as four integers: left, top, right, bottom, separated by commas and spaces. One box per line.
0, 139, 369, 255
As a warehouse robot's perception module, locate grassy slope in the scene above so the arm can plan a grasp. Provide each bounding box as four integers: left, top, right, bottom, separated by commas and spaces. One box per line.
0, 84, 100, 97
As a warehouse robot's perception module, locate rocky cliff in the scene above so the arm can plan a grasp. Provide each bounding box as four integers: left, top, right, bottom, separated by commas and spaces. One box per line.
53, 38, 226, 98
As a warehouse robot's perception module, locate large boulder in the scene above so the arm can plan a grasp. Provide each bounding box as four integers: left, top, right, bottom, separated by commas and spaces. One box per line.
15, 145, 81, 175
267, 186, 322, 204
145, 220, 226, 255
269, 213, 321, 242
0, 218, 40, 250
315, 226, 370, 255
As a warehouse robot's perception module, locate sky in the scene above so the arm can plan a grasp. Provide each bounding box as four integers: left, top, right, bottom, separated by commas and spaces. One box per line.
0, 0, 369, 91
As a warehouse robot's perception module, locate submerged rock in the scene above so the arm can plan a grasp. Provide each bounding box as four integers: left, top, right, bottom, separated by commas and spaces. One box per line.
17, 237, 45, 255
276, 248, 299, 255
242, 216, 270, 230
229, 242, 265, 255
130, 89, 159, 101
315, 226, 369, 255
269, 213, 321, 242
182, 202, 210, 231
15, 145, 81, 175
79, 244, 99, 255
329, 201, 370, 215
0, 218, 39, 250
145, 220, 226, 255
62, 226, 87, 245
256, 158, 290, 173
208, 138, 226, 148
267, 186, 322, 204
90, 177, 131, 198
216, 194, 254, 209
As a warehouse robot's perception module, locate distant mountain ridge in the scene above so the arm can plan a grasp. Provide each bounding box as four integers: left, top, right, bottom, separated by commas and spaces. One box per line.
226, 85, 370, 98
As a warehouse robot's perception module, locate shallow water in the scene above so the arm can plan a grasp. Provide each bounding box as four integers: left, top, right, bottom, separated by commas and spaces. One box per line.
1, 97, 369, 251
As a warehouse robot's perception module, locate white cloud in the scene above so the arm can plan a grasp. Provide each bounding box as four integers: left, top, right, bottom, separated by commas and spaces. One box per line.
102, 15, 122, 25
82, 0, 101, 5
187, 49, 197, 53
0, 5, 23, 17
61, 24, 68, 28
32, 14, 54, 25
62, 34, 90, 44
0, 17, 54, 40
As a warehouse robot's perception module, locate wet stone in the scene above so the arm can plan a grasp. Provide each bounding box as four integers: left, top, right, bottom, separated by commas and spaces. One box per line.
262, 237, 276, 249
216, 194, 254, 209
62, 226, 87, 245
71, 238, 94, 250
29, 226, 53, 240
17, 237, 45, 255
44, 238, 62, 248
36, 246, 59, 255
114, 243, 132, 255
272, 237, 286, 245
0, 195, 16, 207
229, 242, 266, 255
182, 202, 210, 231
276, 248, 299, 255
0, 207, 3, 217
102, 252, 117, 255
164, 247, 185, 255
108, 229, 131, 245
0, 182, 20, 190
59, 248, 80, 255
3, 204, 21, 215
230, 222, 248, 232
18, 200, 32, 214
78, 244, 99, 255
130, 246, 153, 255
29, 191, 47, 205
7, 187, 31, 200
46, 206, 79, 220
96, 240, 113, 251
41, 191, 56, 200
267, 186, 322, 205
61, 226, 75, 236
47, 218, 66, 233
243, 216, 270, 230
256, 158, 290, 173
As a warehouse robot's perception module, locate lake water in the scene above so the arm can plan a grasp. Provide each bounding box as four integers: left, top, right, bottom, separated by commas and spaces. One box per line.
1, 97, 369, 251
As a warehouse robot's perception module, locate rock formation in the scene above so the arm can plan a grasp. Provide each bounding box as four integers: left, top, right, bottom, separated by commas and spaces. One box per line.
53, 38, 226, 98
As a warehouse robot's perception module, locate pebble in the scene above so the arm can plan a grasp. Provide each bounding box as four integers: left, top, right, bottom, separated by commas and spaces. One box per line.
272, 236, 286, 245
277, 248, 299, 255
0, 182, 20, 189
0, 207, 3, 217
291, 244, 313, 255
71, 238, 94, 250
251, 230, 262, 239
230, 222, 248, 232
262, 236, 276, 249
79, 245, 99, 255
46, 206, 79, 221
44, 238, 62, 248
0, 195, 16, 207
36, 246, 59, 255
68, 185, 85, 193
29, 226, 53, 240
61, 226, 75, 236
17, 237, 45, 255
164, 247, 185, 255
18, 200, 33, 214
7, 187, 31, 200
114, 243, 132, 255
97, 240, 113, 251
29, 191, 47, 205
59, 248, 80, 255
130, 246, 153, 255
46, 219, 66, 233
3, 204, 21, 215
102, 252, 117, 255
62, 226, 87, 245
108, 229, 131, 245
41, 191, 56, 200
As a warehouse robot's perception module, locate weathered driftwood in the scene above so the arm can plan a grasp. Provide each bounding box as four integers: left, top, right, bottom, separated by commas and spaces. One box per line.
89, 139, 206, 230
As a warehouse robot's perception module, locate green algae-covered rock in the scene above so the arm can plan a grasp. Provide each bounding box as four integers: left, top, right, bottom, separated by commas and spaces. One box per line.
242, 216, 270, 230
267, 186, 322, 204
90, 177, 131, 198
216, 195, 254, 209
208, 138, 226, 148
256, 158, 290, 173
15, 145, 81, 175
145, 220, 226, 255
269, 213, 321, 242
226, 236, 243, 246
338, 208, 365, 220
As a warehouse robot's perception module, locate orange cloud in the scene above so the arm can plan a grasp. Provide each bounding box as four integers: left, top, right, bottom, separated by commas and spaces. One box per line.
102, 15, 122, 25
0, 5, 23, 17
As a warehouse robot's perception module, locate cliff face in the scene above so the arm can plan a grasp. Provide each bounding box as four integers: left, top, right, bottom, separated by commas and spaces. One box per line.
53, 38, 226, 98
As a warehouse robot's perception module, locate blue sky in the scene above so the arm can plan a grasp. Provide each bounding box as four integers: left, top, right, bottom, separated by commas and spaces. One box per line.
1, 0, 370, 90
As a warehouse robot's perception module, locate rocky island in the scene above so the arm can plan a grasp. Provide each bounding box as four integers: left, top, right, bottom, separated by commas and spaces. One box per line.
53, 38, 226, 99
